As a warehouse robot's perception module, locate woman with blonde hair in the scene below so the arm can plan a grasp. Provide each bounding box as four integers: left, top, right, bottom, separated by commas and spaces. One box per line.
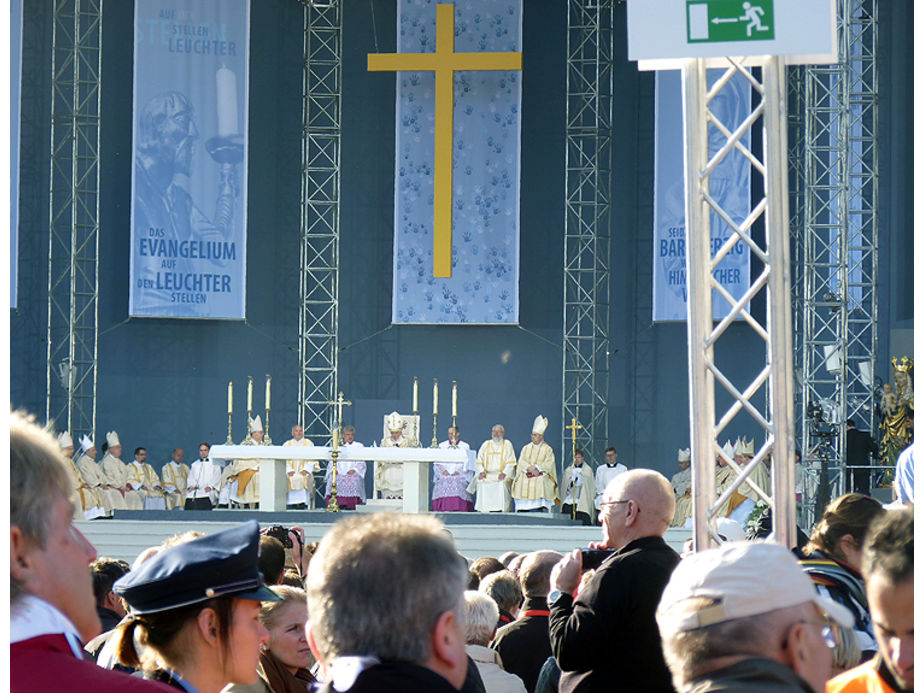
111, 522, 280, 692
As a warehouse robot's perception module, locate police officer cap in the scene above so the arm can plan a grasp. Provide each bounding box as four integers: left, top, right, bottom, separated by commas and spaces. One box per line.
114, 520, 280, 614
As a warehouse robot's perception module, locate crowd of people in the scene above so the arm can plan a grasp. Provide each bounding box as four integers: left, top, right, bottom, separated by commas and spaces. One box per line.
11, 409, 914, 693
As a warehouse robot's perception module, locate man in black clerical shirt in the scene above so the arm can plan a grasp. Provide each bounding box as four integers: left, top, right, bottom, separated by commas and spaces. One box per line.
547, 469, 680, 693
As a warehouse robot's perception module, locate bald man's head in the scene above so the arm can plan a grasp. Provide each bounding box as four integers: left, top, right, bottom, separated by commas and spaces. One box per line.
601, 469, 675, 548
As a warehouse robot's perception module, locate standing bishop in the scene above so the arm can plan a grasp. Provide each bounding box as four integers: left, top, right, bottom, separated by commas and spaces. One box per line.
511, 415, 559, 512
670, 448, 693, 527
284, 424, 318, 509
472, 424, 517, 512
76, 435, 119, 514
59, 431, 106, 520
126, 446, 166, 510
376, 411, 409, 499
99, 431, 145, 510
161, 447, 189, 510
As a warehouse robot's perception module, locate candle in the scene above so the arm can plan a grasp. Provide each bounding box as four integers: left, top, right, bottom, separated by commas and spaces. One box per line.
216, 65, 238, 137
433, 379, 439, 416
247, 377, 253, 411
228, 381, 233, 414
413, 377, 419, 412
452, 381, 458, 417
265, 376, 271, 410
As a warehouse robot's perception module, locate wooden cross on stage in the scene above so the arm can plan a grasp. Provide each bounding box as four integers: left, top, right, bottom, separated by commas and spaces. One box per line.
368, 3, 522, 278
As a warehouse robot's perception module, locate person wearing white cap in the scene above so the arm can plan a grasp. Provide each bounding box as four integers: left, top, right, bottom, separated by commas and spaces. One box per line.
99, 431, 144, 511
376, 411, 410, 499
671, 448, 693, 527
511, 415, 559, 512
58, 432, 106, 520
221, 416, 265, 508
593, 447, 627, 512
75, 435, 120, 515
283, 424, 318, 509
656, 541, 855, 693
472, 424, 517, 512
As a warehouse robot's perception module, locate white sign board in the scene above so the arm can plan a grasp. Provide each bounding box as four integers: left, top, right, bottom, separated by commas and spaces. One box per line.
627, 0, 836, 70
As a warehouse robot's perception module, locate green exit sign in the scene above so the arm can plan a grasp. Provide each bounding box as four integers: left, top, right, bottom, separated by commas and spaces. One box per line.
687, 0, 775, 43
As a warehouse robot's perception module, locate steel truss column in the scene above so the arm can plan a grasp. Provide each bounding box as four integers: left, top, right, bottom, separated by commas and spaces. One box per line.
46, 0, 102, 438
685, 57, 796, 550
796, 0, 878, 522
562, 0, 613, 466
298, 0, 342, 438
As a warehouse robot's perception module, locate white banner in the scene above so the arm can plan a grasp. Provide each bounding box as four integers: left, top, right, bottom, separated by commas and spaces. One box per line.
130, 0, 250, 319
652, 69, 752, 322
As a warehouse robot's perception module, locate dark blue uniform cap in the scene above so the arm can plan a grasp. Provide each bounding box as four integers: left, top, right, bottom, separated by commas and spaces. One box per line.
113, 520, 281, 614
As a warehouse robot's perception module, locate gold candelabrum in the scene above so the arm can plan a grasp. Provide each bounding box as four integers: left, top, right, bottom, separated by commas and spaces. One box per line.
326, 426, 341, 512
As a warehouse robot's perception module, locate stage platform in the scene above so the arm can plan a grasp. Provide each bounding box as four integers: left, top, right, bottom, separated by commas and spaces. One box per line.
75, 510, 691, 564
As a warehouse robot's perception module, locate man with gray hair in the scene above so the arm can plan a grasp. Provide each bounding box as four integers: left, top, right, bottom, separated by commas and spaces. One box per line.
463, 591, 527, 693
306, 513, 469, 692
479, 569, 522, 628
492, 551, 561, 693
548, 469, 680, 693
656, 541, 855, 693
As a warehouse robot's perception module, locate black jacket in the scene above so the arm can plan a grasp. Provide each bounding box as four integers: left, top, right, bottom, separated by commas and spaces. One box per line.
492, 596, 552, 693
316, 661, 460, 693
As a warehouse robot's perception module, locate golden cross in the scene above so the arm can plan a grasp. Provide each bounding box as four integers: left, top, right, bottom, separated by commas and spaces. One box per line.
565, 418, 582, 457
368, 3, 522, 278
326, 392, 352, 430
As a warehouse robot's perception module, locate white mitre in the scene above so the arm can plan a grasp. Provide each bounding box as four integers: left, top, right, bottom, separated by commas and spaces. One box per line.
678, 448, 691, 462
106, 430, 121, 448
734, 437, 754, 457
58, 431, 74, 450
386, 411, 405, 432
532, 415, 549, 436
251, 415, 264, 433
721, 440, 735, 462
80, 434, 94, 452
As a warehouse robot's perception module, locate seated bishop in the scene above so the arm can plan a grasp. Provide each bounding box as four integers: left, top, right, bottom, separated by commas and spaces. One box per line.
376, 411, 409, 499
433, 425, 474, 512
471, 424, 516, 512
58, 431, 106, 520
99, 431, 144, 510
284, 424, 318, 509
221, 416, 264, 508
161, 448, 189, 510
671, 448, 693, 527
76, 435, 119, 514
511, 415, 559, 512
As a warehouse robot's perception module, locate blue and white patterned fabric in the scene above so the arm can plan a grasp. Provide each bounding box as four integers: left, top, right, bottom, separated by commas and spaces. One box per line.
392, 0, 522, 324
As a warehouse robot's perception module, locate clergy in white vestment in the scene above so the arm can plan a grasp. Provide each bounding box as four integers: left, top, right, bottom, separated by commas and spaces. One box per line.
594, 446, 628, 510
284, 424, 319, 509
376, 411, 410, 499
185, 442, 221, 510
511, 415, 559, 512
326, 425, 367, 510
59, 432, 106, 520
161, 447, 189, 510
721, 436, 770, 526
75, 435, 120, 514
472, 424, 516, 512
433, 425, 475, 511
560, 449, 596, 525
126, 446, 166, 510
99, 431, 144, 510
670, 448, 693, 527
221, 416, 265, 507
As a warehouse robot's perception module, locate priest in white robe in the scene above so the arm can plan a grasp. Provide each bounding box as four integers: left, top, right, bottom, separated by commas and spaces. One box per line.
433, 425, 474, 511
511, 415, 559, 512
161, 447, 189, 510
376, 411, 410, 499
594, 446, 628, 510
472, 424, 516, 512
284, 424, 318, 509
99, 431, 144, 510
59, 432, 106, 520
185, 442, 221, 510
560, 448, 595, 525
326, 425, 366, 509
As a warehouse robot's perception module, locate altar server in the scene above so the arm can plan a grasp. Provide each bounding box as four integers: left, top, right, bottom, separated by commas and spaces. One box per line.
472, 424, 516, 512
284, 424, 318, 509
594, 446, 627, 511
511, 415, 559, 512
185, 443, 221, 510
433, 426, 474, 511
325, 425, 366, 510
161, 448, 189, 510
560, 449, 595, 525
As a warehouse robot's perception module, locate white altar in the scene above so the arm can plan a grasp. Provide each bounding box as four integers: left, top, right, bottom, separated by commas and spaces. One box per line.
209, 444, 475, 513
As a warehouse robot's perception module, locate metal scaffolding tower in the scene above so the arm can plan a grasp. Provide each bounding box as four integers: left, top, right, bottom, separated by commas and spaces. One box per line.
794, 0, 878, 523
45, 0, 102, 438
298, 0, 343, 438
562, 0, 613, 465
685, 58, 796, 549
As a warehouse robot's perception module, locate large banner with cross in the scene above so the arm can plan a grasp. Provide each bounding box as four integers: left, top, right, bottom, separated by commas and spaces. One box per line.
370, 1, 523, 325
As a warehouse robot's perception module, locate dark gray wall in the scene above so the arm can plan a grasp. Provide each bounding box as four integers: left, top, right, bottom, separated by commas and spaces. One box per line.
12, 1, 913, 480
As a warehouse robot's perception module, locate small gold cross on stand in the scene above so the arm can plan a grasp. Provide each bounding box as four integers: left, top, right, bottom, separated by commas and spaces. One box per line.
325, 393, 352, 513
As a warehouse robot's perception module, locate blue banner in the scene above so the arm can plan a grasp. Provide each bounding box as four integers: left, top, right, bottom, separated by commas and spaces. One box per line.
130, 0, 249, 319
652, 69, 752, 322
391, 0, 522, 324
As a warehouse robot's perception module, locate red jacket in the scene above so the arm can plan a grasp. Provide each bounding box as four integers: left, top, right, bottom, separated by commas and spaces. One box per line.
11, 633, 174, 693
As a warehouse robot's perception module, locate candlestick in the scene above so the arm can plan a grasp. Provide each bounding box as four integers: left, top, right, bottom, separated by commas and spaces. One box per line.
413, 377, 419, 412
216, 65, 238, 137
431, 411, 439, 449
265, 375, 271, 410
433, 379, 438, 416
227, 381, 233, 414
452, 380, 457, 417
247, 376, 253, 412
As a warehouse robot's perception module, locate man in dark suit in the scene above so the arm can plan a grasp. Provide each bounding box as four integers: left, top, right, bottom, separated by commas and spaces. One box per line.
492, 551, 561, 692
846, 418, 879, 495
